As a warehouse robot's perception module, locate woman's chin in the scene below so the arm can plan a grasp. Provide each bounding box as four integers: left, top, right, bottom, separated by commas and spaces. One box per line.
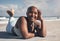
29, 18, 36, 22
30, 19, 35, 22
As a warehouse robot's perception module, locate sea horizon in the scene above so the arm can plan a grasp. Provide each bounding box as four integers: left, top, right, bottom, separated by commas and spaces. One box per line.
0, 16, 60, 20
0, 16, 60, 24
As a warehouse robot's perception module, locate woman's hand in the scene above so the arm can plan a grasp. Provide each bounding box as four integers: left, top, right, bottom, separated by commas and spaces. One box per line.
38, 15, 43, 21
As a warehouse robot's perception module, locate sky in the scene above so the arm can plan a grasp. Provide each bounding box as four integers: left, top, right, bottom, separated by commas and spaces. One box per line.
0, 0, 60, 17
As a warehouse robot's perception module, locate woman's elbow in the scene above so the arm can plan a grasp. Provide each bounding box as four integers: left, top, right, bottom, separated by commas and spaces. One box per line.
42, 34, 46, 37
24, 36, 29, 39
23, 33, 34, 39
41, 33, 46, 37
39, 31, 46, 37
39, 34, 46, 37
23, 35, 30, 39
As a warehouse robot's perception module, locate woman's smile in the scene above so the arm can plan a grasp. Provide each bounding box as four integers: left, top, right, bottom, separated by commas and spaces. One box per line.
27, 8, 38, 22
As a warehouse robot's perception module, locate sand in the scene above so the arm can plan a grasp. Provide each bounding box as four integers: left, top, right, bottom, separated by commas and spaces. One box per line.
0, 19, 60, 41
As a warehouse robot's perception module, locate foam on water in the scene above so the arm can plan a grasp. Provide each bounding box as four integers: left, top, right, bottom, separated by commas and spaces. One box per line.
0, 17, 60, 24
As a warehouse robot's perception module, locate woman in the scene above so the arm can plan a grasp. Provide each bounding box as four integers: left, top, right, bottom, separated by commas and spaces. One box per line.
6, 6, 46, 39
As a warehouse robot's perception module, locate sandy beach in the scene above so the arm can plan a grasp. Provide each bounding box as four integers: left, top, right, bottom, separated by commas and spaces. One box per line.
0, 19, 60, 41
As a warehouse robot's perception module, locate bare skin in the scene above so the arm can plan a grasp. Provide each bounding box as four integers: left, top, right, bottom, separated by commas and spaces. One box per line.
26, 6, 46, 37
7, 6, 46, 39
7, 8, 14, 17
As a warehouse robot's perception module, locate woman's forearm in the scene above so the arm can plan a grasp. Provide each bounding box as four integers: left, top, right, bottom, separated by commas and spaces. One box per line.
40, 19, 46, 37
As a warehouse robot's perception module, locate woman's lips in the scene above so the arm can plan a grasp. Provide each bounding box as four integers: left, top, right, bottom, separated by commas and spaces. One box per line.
28, 16, 36, 21
30, 17, 35, 21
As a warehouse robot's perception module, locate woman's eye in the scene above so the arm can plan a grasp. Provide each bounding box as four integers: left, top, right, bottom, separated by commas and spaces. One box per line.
28, 11, 38, 15
35, 12, 37, 14
34, 12, 37, 14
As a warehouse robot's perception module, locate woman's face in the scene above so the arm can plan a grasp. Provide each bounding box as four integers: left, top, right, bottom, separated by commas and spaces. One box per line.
27, 8, 38, 22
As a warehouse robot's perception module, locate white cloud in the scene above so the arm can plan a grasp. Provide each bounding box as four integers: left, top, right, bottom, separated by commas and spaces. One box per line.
47, 0, 60, 16
23, 0, 49, 16
22, 0, 60, 16
0, 4, 26, 16
0, 4, 18, 10
53, 0, 60, 15
0, 5, 8, 9
0, 0, 60, 17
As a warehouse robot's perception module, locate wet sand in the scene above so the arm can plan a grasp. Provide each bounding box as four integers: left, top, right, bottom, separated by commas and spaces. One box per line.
0, 20, 60, 41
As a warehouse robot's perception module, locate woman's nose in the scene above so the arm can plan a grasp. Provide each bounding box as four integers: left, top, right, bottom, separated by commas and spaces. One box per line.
31, 13, 35, 17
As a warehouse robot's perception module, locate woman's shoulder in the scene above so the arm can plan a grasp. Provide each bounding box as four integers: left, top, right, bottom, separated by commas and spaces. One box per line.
19, 16, 27, 20
18, 16, 27, 22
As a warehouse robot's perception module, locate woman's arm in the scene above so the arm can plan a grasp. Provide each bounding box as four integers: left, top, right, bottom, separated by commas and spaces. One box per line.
40, 18, 46, 37
36, 16, 46, 37
17, 16, 35, 39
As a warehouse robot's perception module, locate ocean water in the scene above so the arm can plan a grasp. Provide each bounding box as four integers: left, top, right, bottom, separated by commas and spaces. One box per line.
0, 16, 60, 24
0, 16, 60, 21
